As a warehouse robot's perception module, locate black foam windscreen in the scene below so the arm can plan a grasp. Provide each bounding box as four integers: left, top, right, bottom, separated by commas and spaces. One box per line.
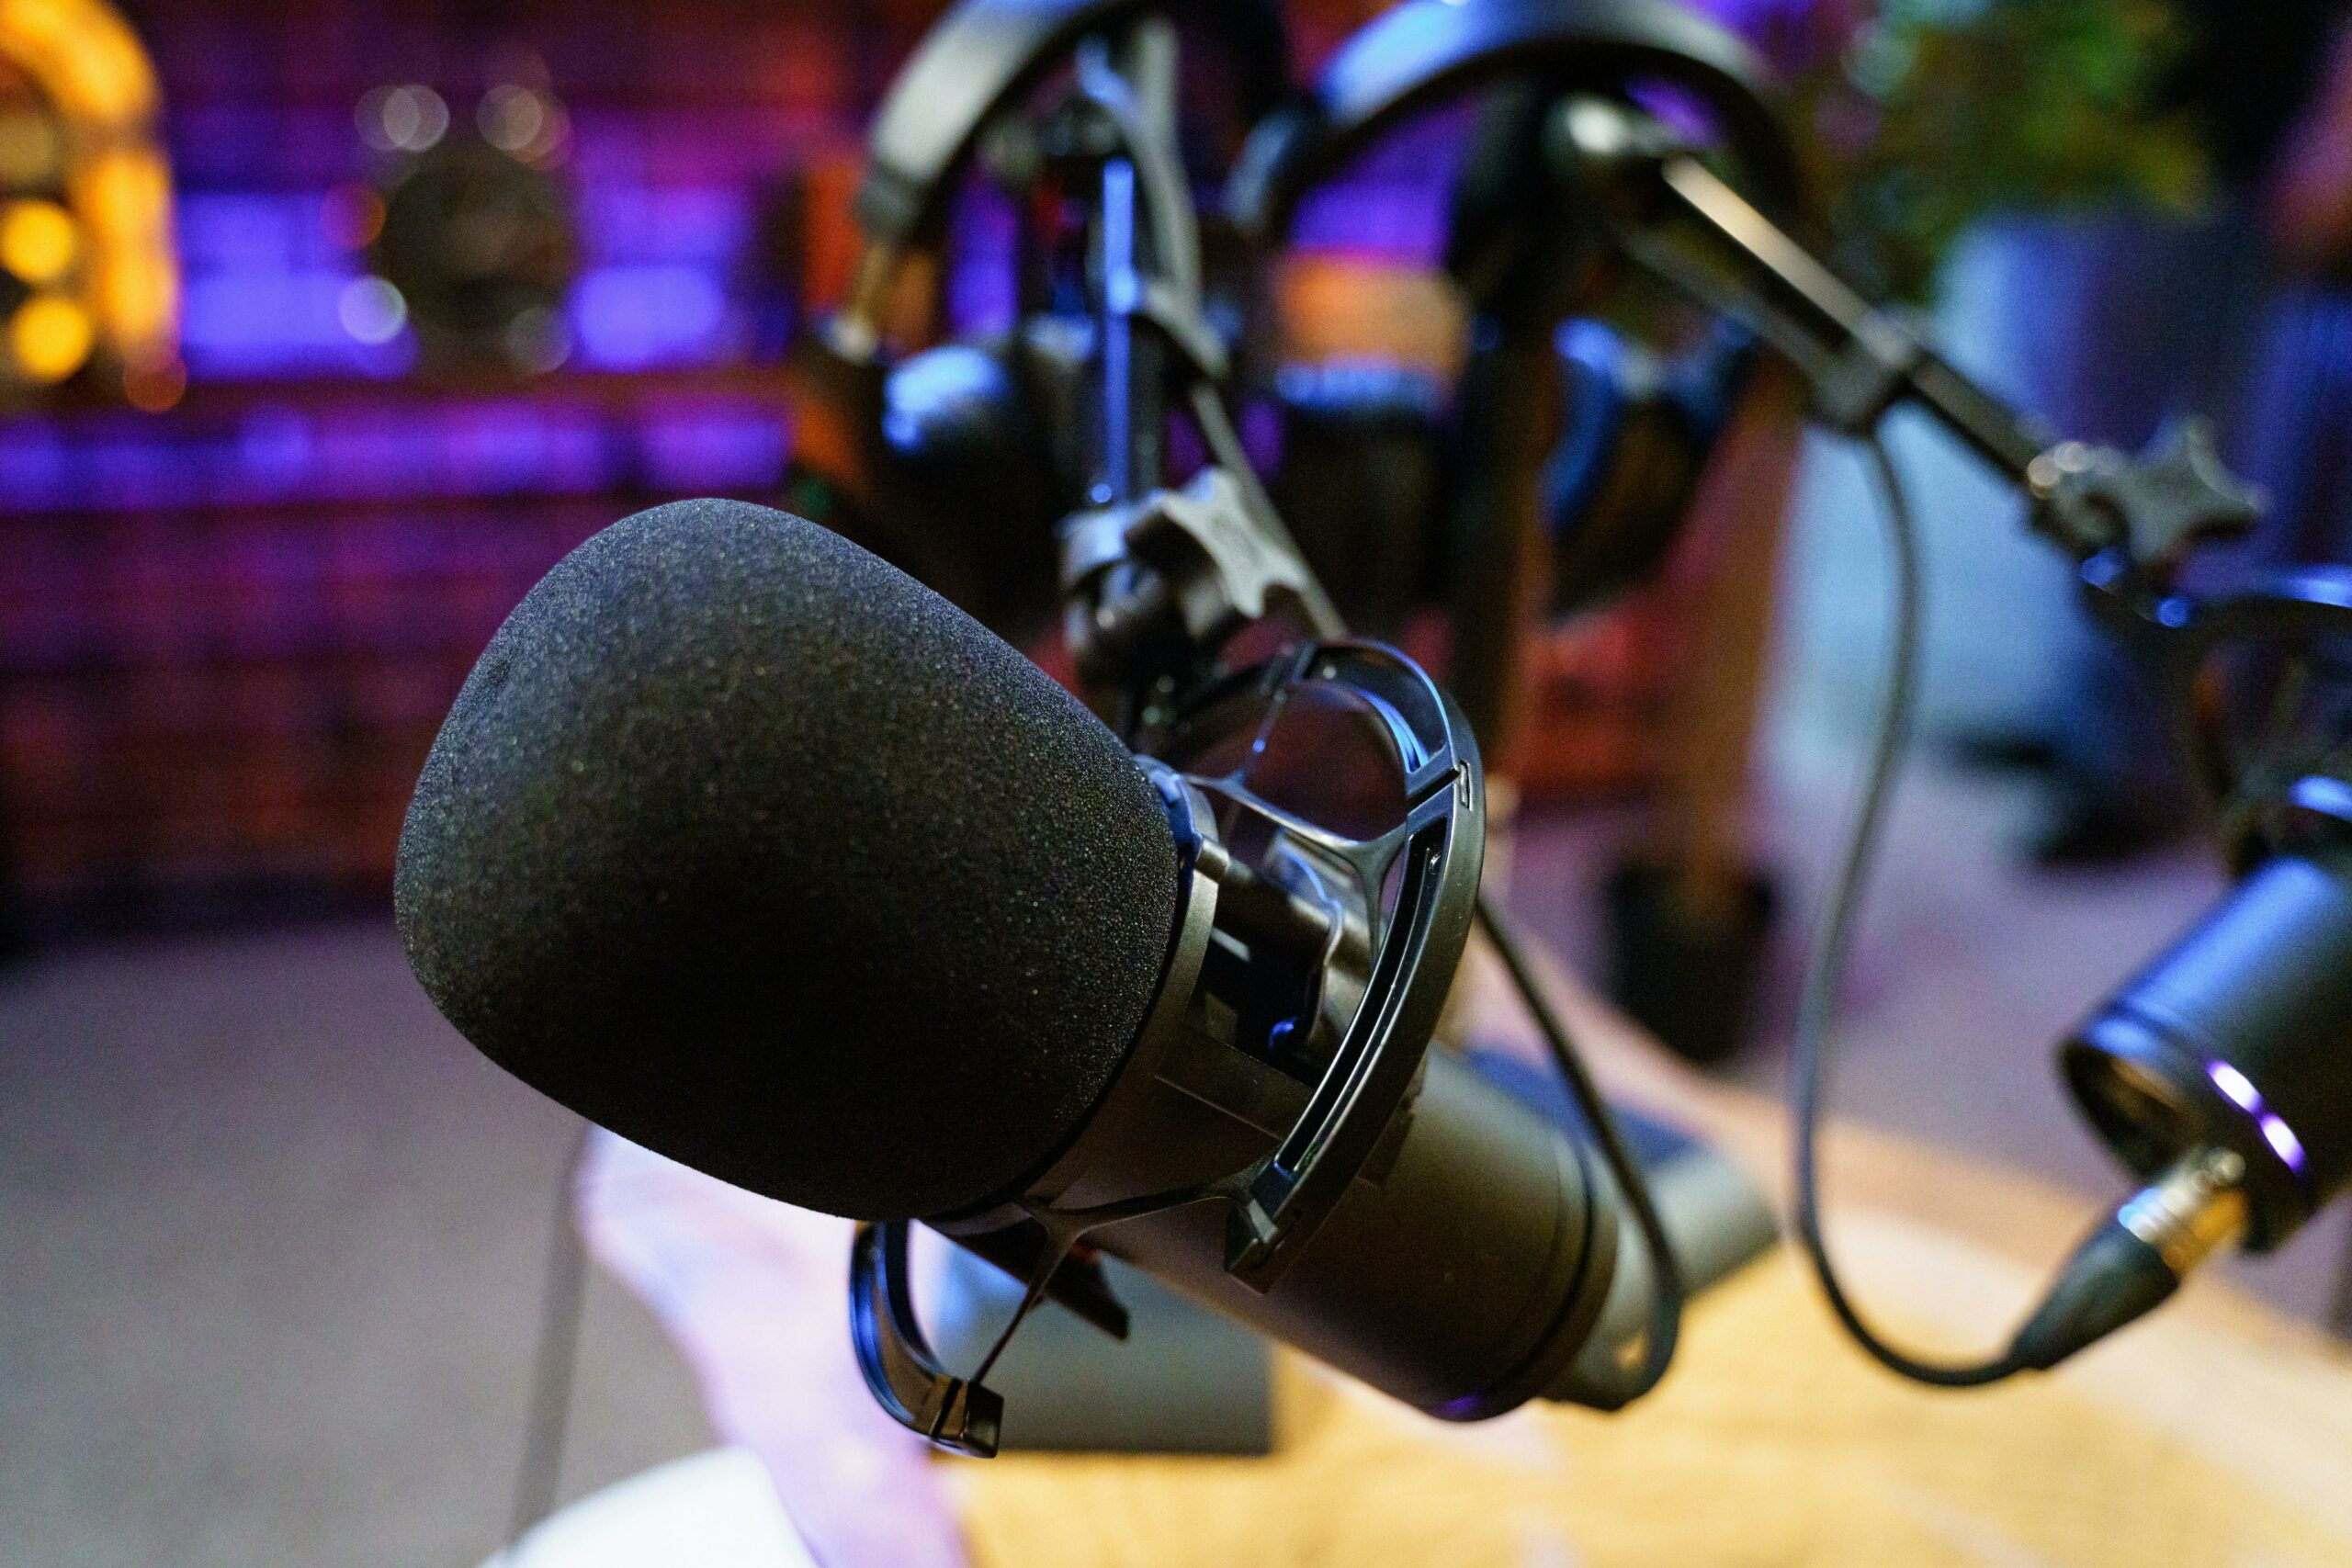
395, 499, 1182, 1220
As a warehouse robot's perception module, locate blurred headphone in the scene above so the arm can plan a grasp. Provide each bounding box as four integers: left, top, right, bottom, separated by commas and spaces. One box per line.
783, 0, 1290, 639
1261, 312, 1758, 635
1226, 0, 1806, 737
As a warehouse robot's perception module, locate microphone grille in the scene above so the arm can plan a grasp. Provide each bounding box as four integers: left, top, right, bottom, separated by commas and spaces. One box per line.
397, 499, 1181, 1219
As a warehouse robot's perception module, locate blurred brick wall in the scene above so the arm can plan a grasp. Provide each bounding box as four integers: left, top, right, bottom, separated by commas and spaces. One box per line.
0, 374, 797, 931
0, 0, 1678, 938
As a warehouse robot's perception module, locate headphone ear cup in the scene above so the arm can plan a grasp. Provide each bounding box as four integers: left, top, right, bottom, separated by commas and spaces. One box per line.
784, 328, 1059, 637
1542, 320, 1754, 615
875, 339, 1068, 637
1268, 361, 1449, 637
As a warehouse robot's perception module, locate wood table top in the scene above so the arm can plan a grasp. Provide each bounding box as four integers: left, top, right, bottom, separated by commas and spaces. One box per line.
583, 937, 2352, 1568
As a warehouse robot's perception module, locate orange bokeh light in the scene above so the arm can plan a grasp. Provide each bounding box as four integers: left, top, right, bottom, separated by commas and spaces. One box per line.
320, 183, 387, 251
121, 348, 182, 411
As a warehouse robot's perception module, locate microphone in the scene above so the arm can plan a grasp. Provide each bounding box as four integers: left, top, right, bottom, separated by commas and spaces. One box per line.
397, 498, 1653, 1447
394, 497, 1180, 1222
2018, 836, 2352, 1367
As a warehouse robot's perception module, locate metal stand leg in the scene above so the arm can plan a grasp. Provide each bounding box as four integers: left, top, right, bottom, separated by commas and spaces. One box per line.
2329, 1212, 2352, 1344
499, 1121, 594, 1561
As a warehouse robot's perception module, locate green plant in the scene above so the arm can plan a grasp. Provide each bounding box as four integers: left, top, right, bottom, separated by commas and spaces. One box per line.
1793, 0, 2211, 300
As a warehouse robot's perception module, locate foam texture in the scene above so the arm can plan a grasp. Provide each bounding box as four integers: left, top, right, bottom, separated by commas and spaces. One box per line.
395, 500, 1180, 1219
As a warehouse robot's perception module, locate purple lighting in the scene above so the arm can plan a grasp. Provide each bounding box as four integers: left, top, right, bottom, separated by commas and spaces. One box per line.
2208, 1060, 2262, 1113
571, 265, 731, 370
2204, 1060, 2309, 1175
2262, 1115, 2309, 1173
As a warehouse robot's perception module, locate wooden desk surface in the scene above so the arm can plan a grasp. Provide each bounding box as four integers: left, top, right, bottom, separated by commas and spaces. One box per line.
583, 940, 2352, 1568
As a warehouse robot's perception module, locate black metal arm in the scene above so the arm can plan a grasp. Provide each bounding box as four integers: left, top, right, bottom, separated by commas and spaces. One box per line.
1548, 96, 2264, 585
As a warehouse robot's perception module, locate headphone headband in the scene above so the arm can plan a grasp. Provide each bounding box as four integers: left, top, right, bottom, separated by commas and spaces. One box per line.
854, 0, 1291, 251
1227, 0, 1800, 247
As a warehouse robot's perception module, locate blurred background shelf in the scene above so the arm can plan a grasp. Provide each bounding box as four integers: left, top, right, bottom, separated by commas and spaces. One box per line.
0, 0, 1696, 940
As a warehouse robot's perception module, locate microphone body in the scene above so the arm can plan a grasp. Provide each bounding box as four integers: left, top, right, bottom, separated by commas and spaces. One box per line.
2009, 836, 2352, 1371
936, 1025, 1622, 1419
2064, 842, 2352, 1247
397, 499, 1643, 1435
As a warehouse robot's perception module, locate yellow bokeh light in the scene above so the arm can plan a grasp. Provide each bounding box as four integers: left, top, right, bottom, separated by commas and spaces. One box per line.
0, 0, 154, 126
97, 246, 171, 344
0, 197, 74, 282
0, 107, 59, 185
11, 290, 91, 380
75, 148, 167, 238
0, 0, 180, 390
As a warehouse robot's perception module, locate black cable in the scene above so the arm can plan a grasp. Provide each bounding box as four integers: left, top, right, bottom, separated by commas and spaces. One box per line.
499, 1120, 594, 1559
1787, 434, 2031, 1387
1477, 893, 1683, 1401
